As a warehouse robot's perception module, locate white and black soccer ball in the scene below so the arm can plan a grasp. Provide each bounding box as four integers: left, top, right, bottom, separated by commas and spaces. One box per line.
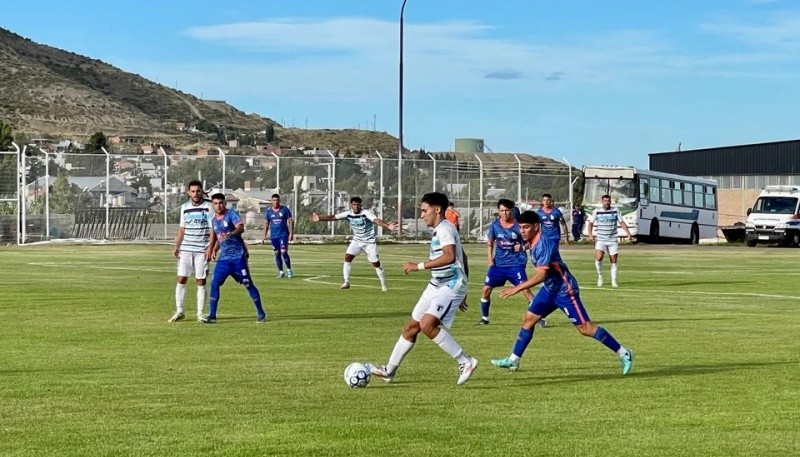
343, 362, 371, 388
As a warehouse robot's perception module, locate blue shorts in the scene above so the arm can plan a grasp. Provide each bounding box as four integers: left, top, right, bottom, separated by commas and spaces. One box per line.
528, 278, 591, 325
484, 265, 527, 288
270, 236, 289, 252
212, 257, 253, 286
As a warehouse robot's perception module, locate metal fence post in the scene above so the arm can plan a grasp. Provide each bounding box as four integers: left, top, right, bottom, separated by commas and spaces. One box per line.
475, 154, 484, 236
101, 147, 111, 239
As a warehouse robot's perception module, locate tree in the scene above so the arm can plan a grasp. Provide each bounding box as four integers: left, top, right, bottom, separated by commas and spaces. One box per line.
0, 119, 13, 150
0, 120, 17, 197
265, 124, 275, 143
49, 172, 90, 213
85, 132, 108, 153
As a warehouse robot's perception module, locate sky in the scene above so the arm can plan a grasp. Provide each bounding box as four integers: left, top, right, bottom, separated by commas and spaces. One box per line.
3, 0, 800, 168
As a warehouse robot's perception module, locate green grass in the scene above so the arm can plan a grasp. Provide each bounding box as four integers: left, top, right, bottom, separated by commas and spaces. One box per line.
1, 243, 798, 456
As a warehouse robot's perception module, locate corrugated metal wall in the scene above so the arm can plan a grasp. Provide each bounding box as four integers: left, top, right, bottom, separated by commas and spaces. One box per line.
649, 140, 800, 175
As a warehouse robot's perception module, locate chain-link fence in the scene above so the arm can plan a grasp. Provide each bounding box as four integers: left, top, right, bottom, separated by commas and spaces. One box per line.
13, 149, 575, 244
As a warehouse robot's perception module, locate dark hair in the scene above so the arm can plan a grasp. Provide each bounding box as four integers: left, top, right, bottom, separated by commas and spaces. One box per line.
211, 193, 226, 201
421, 192, 449, 213
448, 202, 455, 207
271, 194, 280, 199
187, 180, 203, 190
497, 198, 515, 209
601, 194, 611, 200
517, 210, 540, 225
350, 196, 362, 204
541, 193, 552, 199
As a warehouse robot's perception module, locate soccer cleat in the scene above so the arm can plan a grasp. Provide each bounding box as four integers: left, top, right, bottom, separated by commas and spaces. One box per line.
475, 318, 490, 326
620, 348, 633, 375
256, 314, 267, 323
611, 280, 619, 288
370, 364, 395, 383
199, 315, 216, 324
597, 276, 603, 287
286, 270, 294, 278
168, 312, 185, 323
277, 271, 285, 278
381, 284, 388, 292
491, 356, 520, 371
457, 357, 478, 385
340, 282, 350, 290
196, 314, 205, 322
539, 318, 547, 328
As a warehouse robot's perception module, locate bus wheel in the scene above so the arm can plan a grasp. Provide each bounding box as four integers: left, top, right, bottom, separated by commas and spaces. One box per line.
792, 232, 800, 247
649, 219, 660, 244
689, 224, 700, 245
746, 239, 757, 247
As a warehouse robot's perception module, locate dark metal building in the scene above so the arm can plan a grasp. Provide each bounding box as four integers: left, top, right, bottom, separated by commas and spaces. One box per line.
649, 139, 800, 176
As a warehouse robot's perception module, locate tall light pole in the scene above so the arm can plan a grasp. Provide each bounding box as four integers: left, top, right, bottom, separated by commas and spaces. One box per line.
397, 0, 408, 236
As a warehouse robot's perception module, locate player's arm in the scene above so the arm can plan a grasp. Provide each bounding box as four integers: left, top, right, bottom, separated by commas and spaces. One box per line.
458, 249, 470, 311
587, 217, 595, 242
206, 229, 217, 261
620, 219, 632, 240
373, 217, 399, 233
501, 267, 547, 298
262, 218, 269, 243
486, 238, 495, 266
560, 217, 570, 245
311, 212, 336, 222
288, 216, 295, 241
404, 244, 456, 274
173, 226, 185, 257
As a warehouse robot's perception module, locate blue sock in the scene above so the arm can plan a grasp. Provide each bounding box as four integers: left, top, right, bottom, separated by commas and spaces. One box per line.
480, 298, 490, 320
209, 281, 220, 318
274, 253, 284, 271
593, 327, 621, 352
512, 327, 534, 358
282, 253, 292, 269
246, 284, 265, 317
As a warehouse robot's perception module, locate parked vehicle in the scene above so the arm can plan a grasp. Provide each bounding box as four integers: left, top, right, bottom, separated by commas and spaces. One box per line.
745, 186, 800, 247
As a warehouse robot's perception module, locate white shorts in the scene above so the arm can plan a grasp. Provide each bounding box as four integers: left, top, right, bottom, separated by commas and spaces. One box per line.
345, 240, 380, 263
594, 240, 620, 256
411, 283, 466, 329
177, 251, 208, 279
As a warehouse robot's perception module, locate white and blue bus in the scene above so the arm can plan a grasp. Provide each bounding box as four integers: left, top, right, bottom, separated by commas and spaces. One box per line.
582, 166, 718, 243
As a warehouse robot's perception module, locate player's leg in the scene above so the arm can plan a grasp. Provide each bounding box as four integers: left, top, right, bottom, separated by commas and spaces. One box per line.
271, 238, 284, 277
478, 266, 504, 325
608, 243, 620, 288
365, 243, 387, 291
558, 280, 633, 374
492, 288, 554, 370
231, 258, 266, 321
171, 252, 192, 322
513, 267, 546, 328
206, 260, 231, 322
595, 242, 606, 286
418, 287, 477, 385
280, 236, 293, 277
341, 242, 360, 289
193, 252, 209, 320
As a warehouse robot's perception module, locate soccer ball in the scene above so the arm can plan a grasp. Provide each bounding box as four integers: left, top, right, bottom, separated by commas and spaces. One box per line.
343, 362, 371, 388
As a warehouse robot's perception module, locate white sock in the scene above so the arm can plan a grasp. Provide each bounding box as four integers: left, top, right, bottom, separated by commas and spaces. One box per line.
611, 263, 618, 282
175, 283, 186, 313
343, 262, 352, 283
375, 266, 387, 285
617, 347, 629, 357
387, 336, 415, 373
196, 285, 206, 315
595, 260, 603, 276
509, 354, 520, 362
432, 329, 469, 364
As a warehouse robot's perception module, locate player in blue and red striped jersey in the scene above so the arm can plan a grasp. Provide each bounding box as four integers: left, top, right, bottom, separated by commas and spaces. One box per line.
202, 193, 266, 323
491, 210, 633, 375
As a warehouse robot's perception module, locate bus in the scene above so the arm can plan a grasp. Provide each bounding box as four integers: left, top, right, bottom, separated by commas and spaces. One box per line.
582, 166, 718, 243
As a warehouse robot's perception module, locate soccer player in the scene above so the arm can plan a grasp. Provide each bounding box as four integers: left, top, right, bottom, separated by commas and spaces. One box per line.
536, 193, 569, 246
170, 180, 212, 323
491, 211, 633, 375
370, 192, 478, 385
477, 199, 545, 327
310, 196, 398, 291
587, 194, 632, 288
203, 193, 266, 323
262, 194, 294, 278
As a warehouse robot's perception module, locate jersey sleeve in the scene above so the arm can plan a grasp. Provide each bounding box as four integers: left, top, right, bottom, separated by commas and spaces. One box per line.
228, 210, 243, 226
589, 209, 599, 223
284, 207, 293, 219
437, 224, 457, 247
178, 206, 186, 227
486, 221, 497, 241
334, 211, 349, 220
362, 209, 377, 222
532, 237, 555, 269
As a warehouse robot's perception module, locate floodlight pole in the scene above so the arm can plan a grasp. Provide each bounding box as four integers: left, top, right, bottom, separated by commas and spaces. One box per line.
326, 150, 336, 236
216, 148, 226, 194
376, 151, 385, 236
39, 148, 51, 239
397, 0, 408, 236
101, 147, 111, 239
475, 153, 484, 235
271, 152, 280, 192
12, 142, 22, 244
20, 144, 27, 243
161, 147, 168, 239
513, 154, 522, 204
426, 152, 436, 192
562, 157, 573, 211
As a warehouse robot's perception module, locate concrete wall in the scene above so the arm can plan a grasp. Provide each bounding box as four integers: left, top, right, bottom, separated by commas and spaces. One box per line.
718, 188, 762, 226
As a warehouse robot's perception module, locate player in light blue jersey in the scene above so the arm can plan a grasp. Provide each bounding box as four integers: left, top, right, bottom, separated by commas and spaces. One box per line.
201, 193, 266, 323
477, 199, 541, 327
310, 196, 397, 291
170, 181, 212, 323
536, 193, 569, 246
491, 211, 633, 375
370, 192, 478, 385
588, 194, 632, 288
262, 194, 294, 278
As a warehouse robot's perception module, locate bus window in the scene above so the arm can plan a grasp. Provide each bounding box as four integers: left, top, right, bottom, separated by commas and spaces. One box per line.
672, 187, 682, 205
661, 186, 672, 204
683, 183, 693, 207
705, 186, 716, 209
694, 184, 704, 207
640, 180, 649, 200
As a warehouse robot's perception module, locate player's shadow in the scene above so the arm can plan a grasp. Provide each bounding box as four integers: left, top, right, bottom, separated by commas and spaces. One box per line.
489, 360, 798, 388
279, 311, 410, 321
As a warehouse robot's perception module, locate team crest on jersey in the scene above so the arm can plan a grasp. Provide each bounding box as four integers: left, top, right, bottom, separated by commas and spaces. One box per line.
511, 233, 517, 240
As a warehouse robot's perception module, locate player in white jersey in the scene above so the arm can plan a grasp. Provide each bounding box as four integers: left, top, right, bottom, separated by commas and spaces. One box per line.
169, 181, 213, 322
369, 192, 478, 385
587, 194, 632, 288
310, 196, 398, 291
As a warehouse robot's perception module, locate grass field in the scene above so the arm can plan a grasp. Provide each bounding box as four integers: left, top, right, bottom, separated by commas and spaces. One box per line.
1, 242, 798, 456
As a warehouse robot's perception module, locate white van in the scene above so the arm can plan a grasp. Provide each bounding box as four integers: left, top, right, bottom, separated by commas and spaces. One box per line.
745, 186, 800, 247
